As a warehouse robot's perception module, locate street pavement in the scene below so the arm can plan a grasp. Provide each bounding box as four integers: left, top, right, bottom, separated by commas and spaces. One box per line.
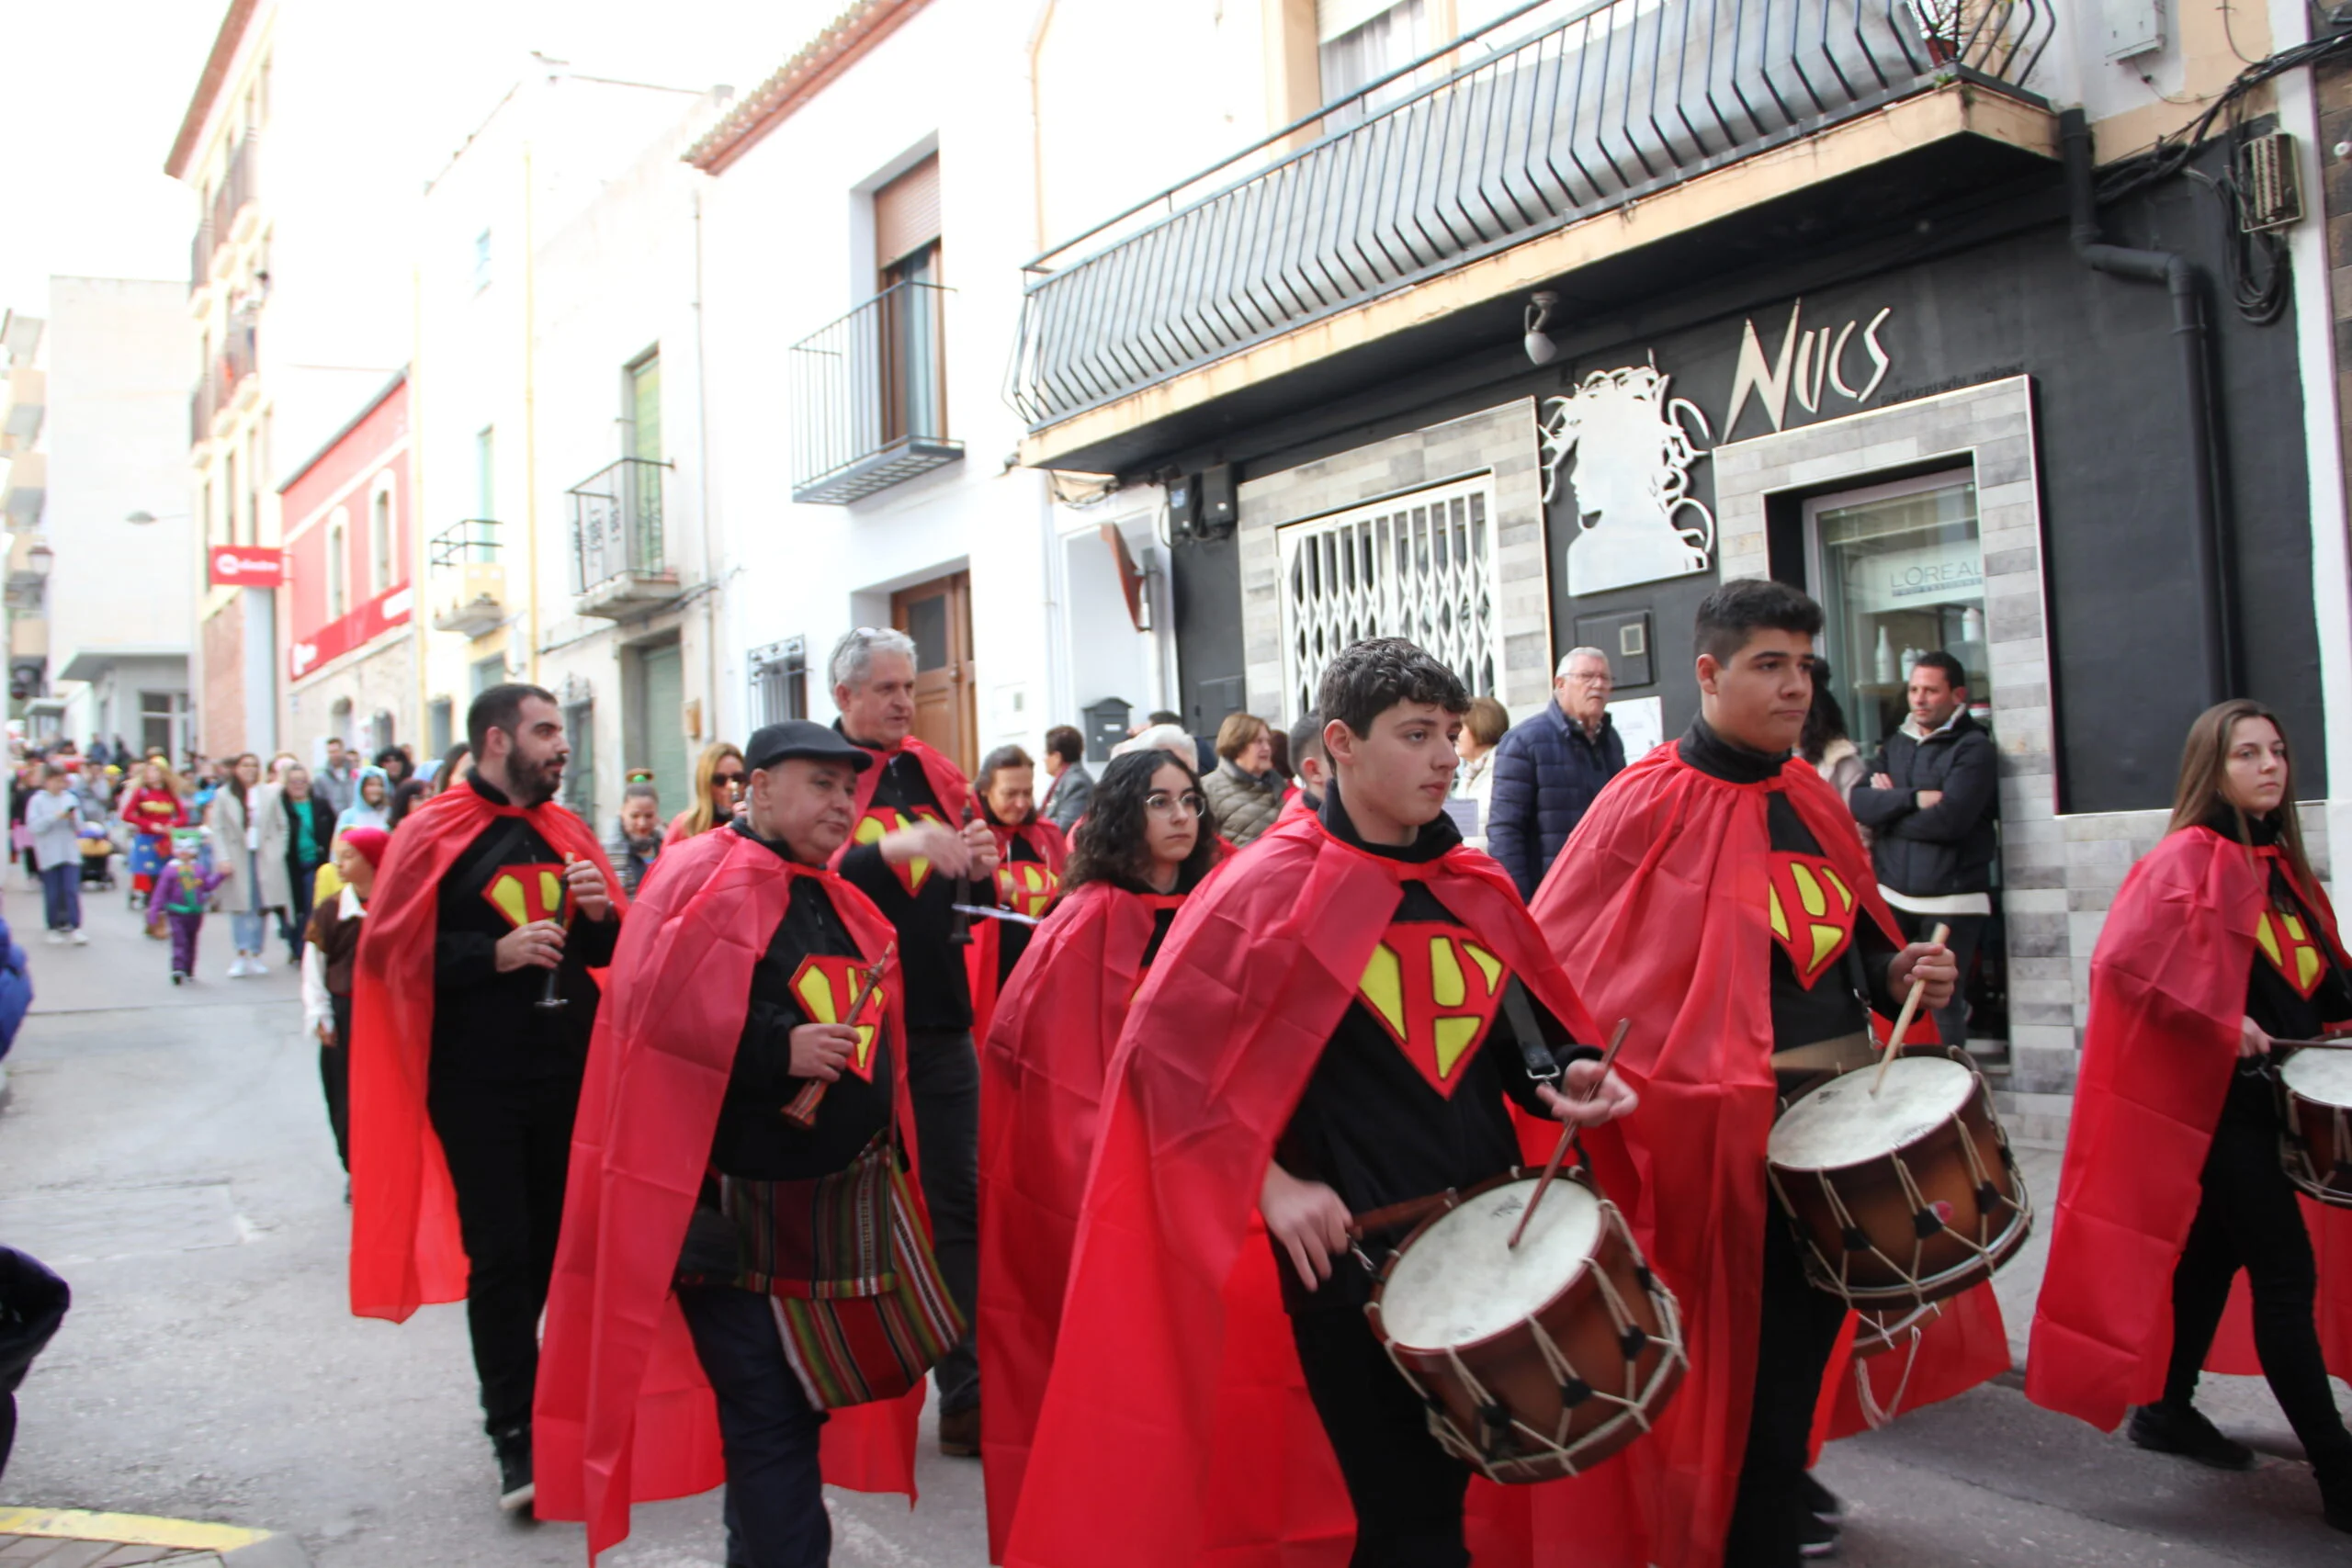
1, 874, 2347, 1564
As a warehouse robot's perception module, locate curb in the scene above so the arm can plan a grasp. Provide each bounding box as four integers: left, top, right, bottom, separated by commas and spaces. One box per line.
0, 1506, 311, 1565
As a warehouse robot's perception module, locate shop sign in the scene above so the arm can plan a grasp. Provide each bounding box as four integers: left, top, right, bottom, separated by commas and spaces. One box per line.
1849, 538, 1983, 615
1724, 299, 1894, 440
209, 545, 284, 588
288, 581, 413, 681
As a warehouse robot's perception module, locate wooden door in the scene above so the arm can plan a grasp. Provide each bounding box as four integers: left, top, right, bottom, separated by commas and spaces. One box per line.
892, 571, 974, 775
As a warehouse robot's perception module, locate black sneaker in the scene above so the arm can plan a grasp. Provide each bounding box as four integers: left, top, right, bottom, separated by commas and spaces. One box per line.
1799, 1472, 1843, 1523
1798, 1510, 1840, 1559
492, 1426, 535, 1512
2318, 1458, 2352, 1534
2128, 1402, 2256, 1471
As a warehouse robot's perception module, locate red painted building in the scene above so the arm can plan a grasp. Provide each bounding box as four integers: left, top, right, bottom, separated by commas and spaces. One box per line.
277, 372, 415, 763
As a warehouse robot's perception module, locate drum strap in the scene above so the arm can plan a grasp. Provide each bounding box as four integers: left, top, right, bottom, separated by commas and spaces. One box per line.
1500, 979, 1562, 1087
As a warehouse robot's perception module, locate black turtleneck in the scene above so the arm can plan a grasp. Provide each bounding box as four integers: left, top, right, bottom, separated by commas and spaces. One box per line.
831, 724, 970, 1032
1679, 717, 1900, 1049
429, 775, 619, 1080
2201, 806, 2352, 1126
1274, 778, 1584, 1315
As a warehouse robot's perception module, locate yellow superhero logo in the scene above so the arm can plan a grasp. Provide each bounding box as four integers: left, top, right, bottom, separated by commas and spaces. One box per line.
1357, 924, 1509, 1099
995, 860, 1059, 919
854, 805, 946, 897
1767, 852, 1857, 989
481, 863, 569, 928
2256, 908, 2327, 998
787, 953, 888, 1080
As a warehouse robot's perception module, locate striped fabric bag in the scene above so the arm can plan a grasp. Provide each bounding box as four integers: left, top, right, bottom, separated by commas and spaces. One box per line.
713, 1136, 966, 1411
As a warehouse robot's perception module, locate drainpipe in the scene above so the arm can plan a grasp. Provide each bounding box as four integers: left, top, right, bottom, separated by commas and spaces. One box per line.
2060, 107, 2234, 704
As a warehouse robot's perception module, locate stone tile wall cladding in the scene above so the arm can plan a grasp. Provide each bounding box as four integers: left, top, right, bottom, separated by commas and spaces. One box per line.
1236, 400, 1555, 724
1716, 376, 2332, 1142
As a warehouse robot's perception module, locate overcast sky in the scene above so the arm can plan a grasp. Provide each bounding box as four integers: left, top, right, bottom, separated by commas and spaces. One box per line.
0, 0, 835, 318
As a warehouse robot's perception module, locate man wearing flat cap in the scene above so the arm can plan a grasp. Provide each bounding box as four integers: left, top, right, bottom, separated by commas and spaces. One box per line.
536, 721, 949, 1568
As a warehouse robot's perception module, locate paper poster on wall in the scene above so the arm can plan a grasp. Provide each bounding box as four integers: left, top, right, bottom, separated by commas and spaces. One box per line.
1608, 694, 1665, 760
1541, 364, 1715, 597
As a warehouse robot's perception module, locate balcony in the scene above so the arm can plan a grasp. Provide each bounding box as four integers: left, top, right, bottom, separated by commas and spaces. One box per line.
788, 280, 963, 504
1, 367, 41, 449
1011, 0, 2056, 471
566, 457, 682, 617
209, 135, 258, 253
2, 452, 43, 528
429, 518, 507, 637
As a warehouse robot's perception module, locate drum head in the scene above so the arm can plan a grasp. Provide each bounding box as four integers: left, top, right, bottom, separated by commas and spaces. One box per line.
1380, 1178, 1601, 1351
2282, 1048, 2352, 1107
1769, 1055, 1976, 1172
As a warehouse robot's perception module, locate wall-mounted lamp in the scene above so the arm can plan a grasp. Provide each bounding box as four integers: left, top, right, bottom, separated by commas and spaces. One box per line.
1524, 290, 1561, 367
26, 540, 54, 579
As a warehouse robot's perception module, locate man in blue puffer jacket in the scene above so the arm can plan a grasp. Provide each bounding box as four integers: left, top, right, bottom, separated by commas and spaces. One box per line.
1487, 648, 1626, 898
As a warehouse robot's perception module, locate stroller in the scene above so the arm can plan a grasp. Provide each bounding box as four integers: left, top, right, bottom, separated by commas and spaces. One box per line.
77, 823, 117, 892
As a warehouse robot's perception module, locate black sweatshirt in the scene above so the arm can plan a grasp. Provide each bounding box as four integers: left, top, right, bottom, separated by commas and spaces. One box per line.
833, 731, 972, 1032
2209, 807, 2352, 1128
1275, 780, 1589, 1315
707, 821, 895, 1179
1679, 718, 1900, 1050
429, 778, 619, 1082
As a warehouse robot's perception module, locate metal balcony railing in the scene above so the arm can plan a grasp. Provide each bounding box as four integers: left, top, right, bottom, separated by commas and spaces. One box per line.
1010, 0, 2052, 430
190, 220, 212, 295
209, 135, 258, 249
566, 457, 672, 595
789, 280, 964, 504
431, 518, 501, 567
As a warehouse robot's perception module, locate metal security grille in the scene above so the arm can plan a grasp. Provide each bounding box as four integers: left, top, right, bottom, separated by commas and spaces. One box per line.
749, 637, 808, 728
1276, 476, 1500, 722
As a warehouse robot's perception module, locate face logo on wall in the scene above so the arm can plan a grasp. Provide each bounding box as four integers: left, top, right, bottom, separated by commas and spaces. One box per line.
1724, 299, 1894, 438
1540, 362, 1715, 597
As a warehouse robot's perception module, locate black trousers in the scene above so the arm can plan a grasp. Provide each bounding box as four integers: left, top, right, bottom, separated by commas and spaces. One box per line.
679, 1285, 831, 1568
425, 1068, 581, 1438
1724, 1214, 1848, 1568
321, 994, 352, 1172
906, 1029, 979, 1414
2164, 1117, 2352, 1469
1896, 909, 1987, 1049
1292, 1304, 1472, 1568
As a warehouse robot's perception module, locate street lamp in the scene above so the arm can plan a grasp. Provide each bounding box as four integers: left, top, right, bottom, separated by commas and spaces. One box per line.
26, 540, 52, 578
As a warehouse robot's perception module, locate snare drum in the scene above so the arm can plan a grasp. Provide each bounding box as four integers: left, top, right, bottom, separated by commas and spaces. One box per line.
1365, 1168, 1685, 1484
2279, 1049, 2352, 1206
1766, 1051, 2031, 1308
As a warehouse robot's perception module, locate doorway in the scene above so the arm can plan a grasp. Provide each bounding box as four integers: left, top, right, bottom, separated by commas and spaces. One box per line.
627, 639, 687, 820
891, 571, 974, 774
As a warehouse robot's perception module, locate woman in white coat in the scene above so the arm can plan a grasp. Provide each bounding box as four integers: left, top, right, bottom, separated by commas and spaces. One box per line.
204, 752, 271, 976
250, 769, 295, 955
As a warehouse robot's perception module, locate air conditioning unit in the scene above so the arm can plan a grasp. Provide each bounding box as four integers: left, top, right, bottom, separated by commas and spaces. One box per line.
2237, 131, 2301, 233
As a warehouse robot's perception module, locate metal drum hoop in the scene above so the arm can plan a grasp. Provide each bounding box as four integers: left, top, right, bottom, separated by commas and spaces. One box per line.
2278, 1060, 2352, 1209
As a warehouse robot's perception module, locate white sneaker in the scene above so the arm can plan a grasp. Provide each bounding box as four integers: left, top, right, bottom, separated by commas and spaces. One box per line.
244, 954, 267, 976
42, 931, 62, 945
226, 955, 249, 978
69, 929, 86, 946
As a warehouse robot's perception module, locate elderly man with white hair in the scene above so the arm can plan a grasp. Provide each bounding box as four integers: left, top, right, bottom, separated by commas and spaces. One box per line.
824, 626, 999, 1458
1486, 646, 1627, 899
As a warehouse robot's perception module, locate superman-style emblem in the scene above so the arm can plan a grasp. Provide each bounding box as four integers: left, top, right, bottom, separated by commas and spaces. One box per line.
788, 953, 888, 1081
854, 805, 946, 897
482, 863, 570, 929
2256, 906, 2326, 998
1768, 852, 1857, 989
996, 860, 1059, 919
1356, 923, 1509, 1098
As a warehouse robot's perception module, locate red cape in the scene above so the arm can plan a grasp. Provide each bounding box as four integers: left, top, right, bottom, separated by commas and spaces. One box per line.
966, 806, 1069, 1052
348, 785, 624, 1321
1527, 743, 2008, 1568
829, 734, 972, 872
978, 879, 1174, 1562
2027, 825, 2352, 1429
533, 823, 925, 1562
1002, 807, 1605, 1568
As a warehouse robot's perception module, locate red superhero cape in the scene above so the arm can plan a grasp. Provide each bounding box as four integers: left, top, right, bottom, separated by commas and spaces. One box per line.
2027, 825, 2352, 1430
978, 878, 1177, 1562
532, 822, 925, 1562
1001, 807, 1605, 1568
965, 805, 1069, 1052
827, 732, 972, 877
1527, 743, 2008, 1568
348, 784, 625, 1321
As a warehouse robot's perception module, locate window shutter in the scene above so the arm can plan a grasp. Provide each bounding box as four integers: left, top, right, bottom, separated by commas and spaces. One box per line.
1317, 0, 1399, 42
875, 154, 942, 268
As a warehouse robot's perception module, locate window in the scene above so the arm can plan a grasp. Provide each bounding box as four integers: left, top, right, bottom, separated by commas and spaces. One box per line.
326, 506, 349, 620
473, 229, 492, 293
1805, 469, 1989, 752
749, 637, 808, 728
1317, 0, 1431, 112
1276, 475, 1498, 720
369, 475, 396, 595
470, 655, 504, 696
563, 694, 595, 820
475, 426, 495, 517
626, 352, 661, 465
428, 696, 454, 757
140, 691, 190, 761
370, 709, 394, 755
224, 447, 242, 546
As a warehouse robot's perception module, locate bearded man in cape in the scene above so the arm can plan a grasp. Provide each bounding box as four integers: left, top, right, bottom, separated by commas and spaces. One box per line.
1530, 580, 1994, 1568
1004, 637, 1636, 1568
820, 627, 1000, 1458
536, 720, 948, 1565
349, 683, 623, 1511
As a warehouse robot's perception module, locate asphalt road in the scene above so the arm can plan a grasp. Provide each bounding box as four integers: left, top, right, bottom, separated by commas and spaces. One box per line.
1, 875, 2346, 1565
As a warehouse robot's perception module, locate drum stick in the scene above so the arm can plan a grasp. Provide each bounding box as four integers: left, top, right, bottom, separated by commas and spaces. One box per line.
1509, 1018, 1632, 1251
1870, 921, 1951, 1098
782, 942, 895, 1129
2268, 1038, 2352, 1051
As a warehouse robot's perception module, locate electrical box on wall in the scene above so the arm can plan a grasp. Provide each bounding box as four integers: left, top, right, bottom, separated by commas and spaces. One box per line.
2237, 132, 2302, 231
1168, 466, 1238, 542
2100, 0, 2164, 61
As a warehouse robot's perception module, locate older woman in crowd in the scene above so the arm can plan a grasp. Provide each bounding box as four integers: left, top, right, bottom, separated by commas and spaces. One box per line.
1199, 712, 1283, 845
1454, 694, 1510, 851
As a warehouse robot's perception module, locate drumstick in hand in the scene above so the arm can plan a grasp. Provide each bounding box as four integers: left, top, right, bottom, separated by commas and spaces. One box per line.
1871, 921, 1951, 1098
1510, 1018, 1632, 1251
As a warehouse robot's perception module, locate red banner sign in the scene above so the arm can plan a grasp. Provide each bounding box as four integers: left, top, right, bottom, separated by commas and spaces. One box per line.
288, 582, 413, 682
209, 545, 285, 588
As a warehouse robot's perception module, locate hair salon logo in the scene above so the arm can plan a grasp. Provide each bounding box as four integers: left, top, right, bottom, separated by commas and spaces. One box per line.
1540, 362, 1715, 598
1724, 299, 1894, 439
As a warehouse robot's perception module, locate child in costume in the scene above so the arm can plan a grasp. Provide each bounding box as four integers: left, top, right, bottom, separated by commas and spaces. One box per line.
156, 828, 229, 985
